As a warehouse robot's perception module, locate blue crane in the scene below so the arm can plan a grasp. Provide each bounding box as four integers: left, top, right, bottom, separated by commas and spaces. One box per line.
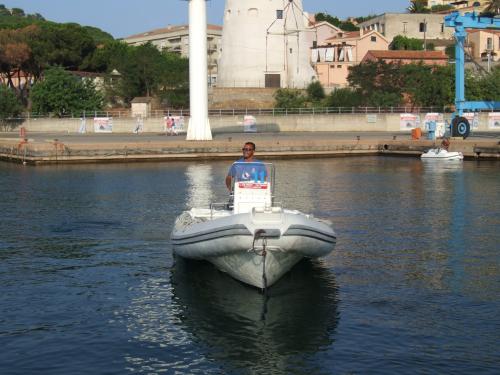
444, 11, 500, 138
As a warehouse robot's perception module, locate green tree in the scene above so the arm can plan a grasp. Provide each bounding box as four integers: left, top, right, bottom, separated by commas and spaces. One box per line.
354, 15, 378, 24
408, 0, 430, 13
0, 85, 23, 130
429, 5, 454, 12
315, 12, 359, 31
348, 60, 405, 97
31, 67, 103, 116
0, 4, 10, 17
113, 43, 164, 101
306, 80, 325, 102
367, 91, 402, 107
466, 66, 500, 101
391, 35, 424, 50
157, 50, 189, 108
273, 89, 306, 108
323, 88, 363, 107
10, 8, 25, 17
0, 84, 22, 118
483, 0, 500, 15
402, 63, 454, 107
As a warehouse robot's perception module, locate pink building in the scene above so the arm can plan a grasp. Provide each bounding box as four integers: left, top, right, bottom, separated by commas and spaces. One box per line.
311, 30, 389, 88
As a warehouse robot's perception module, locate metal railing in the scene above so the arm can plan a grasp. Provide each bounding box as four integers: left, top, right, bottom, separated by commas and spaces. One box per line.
4, 106, 499, 121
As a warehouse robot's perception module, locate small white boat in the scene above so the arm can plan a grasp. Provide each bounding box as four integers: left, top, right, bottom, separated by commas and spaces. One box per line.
171, 163, 337, 289
421, 148, 464, 160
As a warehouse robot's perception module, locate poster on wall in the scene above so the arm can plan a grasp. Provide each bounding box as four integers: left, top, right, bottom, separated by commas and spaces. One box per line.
164, 116, 185, 135
243, 115, 257, 132
400, 113, 418, 130
424, 113, 445, 137
463, 112, 479, 129
94, 117, 113, 133
488, 113, 500, 129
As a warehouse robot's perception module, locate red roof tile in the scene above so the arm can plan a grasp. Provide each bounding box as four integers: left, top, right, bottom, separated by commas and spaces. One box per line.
125, 24, 222, 40
366, 50, 447, 60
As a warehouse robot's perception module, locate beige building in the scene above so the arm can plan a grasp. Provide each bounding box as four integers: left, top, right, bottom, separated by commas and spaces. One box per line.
123, 24, 223, 85
311, 30, 389, 87
358, 13, 454, 44
467, 29, 500, 62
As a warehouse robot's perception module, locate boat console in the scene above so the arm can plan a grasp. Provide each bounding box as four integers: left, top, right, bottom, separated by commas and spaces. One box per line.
230, 162, 275, 214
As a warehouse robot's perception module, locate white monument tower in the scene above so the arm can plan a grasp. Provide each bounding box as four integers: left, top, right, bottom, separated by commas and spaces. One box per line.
218, 0, 316, 89
186, 0, 212, 141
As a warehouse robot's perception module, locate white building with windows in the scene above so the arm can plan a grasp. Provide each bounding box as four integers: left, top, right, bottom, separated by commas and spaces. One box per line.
424, 1, 487, 11
123, 24, 222, 86
217, 0, 316, 88
358, 13, 454, 44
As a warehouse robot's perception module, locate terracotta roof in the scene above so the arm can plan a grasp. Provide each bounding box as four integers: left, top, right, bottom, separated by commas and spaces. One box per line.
325, 30, 389, 43
326, 31, 360, 41
366, 50, 448, 60
124, 24, 222, 40
131, 97, 153, 103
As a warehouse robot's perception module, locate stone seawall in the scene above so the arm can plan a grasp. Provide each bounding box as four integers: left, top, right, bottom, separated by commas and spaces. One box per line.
12, 113, 500, 134
1, 132, 498, 165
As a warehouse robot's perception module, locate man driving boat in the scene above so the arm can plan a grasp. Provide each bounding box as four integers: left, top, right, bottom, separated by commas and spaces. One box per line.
226, 142, 267, 191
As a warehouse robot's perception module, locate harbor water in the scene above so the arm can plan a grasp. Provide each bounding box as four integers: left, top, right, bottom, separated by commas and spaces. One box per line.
0, 157, 499, 374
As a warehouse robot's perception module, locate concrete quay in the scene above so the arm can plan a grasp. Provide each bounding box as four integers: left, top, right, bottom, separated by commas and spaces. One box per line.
0, 131, 499, 165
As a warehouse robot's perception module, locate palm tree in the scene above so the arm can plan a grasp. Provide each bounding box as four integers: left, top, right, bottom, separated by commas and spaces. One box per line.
483, 0, 500, 15
408, 0, 430, 13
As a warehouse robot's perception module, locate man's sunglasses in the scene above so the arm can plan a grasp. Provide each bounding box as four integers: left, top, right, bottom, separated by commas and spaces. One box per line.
242, 148, 254, 151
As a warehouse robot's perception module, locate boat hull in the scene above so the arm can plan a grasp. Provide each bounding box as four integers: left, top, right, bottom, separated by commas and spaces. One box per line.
171, 209, 336, 288
421, 148, 464, 160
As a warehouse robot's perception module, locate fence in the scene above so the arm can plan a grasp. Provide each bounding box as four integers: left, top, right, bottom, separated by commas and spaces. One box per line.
8, 105, 496, 121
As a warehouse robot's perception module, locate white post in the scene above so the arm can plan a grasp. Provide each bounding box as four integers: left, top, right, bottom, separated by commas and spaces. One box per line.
186, 0, 212, 140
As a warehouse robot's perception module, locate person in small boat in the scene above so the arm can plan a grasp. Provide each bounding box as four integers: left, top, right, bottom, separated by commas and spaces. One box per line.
225, 142, 267, 191
441, 137, 450, 151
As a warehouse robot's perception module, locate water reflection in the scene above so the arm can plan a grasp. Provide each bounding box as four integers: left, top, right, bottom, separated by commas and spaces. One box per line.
170, 258, 339, 374
185, 164, 214, 209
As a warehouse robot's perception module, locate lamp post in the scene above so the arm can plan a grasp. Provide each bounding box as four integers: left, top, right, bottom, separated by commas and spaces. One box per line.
186, 0, 212, 140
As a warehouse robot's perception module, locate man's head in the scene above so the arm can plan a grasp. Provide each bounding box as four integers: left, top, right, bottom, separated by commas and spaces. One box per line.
242, 142, 255, 160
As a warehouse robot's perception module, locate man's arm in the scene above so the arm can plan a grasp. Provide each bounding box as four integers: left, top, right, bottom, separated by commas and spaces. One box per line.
225, 175, 233, 191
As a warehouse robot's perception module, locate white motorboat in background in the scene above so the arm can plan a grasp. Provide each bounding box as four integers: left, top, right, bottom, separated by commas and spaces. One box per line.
421, 148, 464, 160
171, 163, 337, 289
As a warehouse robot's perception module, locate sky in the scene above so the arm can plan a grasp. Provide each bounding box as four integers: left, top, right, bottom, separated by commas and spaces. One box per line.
2, 0, 410, 38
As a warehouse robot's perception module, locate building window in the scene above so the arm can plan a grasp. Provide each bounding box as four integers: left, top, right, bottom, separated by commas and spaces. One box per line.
419, 22, 427, 33
371, 36, 377, 42
441, 23, 444, 33
248, 8, 258, 17
403, 22, 408, 33
487, 37, 493, 50
276, 9, 283, 19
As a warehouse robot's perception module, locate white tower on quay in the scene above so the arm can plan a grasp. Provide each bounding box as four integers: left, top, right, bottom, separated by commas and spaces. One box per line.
218, 0, 316, 89
186, 0, 212, 141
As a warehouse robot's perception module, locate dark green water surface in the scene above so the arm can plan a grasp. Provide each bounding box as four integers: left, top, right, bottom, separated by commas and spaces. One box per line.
0, 157, 499, 374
